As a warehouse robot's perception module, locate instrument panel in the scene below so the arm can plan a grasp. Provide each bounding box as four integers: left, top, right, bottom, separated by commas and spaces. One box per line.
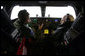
30, 17, 61, 38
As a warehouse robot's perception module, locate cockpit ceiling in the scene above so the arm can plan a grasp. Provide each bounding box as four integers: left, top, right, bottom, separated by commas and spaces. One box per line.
1, 1, 83, 6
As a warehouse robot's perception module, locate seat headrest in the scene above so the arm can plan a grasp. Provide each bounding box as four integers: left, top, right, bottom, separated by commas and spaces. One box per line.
70, 12, 84, 33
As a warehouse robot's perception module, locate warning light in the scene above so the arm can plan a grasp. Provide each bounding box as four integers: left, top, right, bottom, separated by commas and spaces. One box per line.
44, 29, 49, 34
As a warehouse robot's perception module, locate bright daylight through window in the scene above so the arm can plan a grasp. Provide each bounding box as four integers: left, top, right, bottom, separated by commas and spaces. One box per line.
11, 5, 76, 20
1, 6, 3, 9
45, 6, 76, 19
11, 6, 42, 20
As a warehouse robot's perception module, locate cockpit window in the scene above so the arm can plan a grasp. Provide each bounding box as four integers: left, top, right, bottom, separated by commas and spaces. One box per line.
45, 6, 76, 19
1, 6, 3, 9
11, 6, 42, 20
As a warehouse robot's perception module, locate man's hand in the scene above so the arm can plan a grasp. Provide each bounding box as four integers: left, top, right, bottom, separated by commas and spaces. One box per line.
38, 23, 44, 30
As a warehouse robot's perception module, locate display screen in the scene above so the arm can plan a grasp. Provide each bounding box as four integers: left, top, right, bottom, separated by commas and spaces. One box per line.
33, 19, 37, 23
55, 19, 58, 22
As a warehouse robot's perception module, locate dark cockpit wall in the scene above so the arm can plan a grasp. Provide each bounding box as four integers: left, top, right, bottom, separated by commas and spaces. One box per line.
1, 1, 84, 20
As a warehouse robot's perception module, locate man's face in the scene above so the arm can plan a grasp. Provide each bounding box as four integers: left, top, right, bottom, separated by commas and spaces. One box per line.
60, 15, 67, 24
25, 15, 31, 24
